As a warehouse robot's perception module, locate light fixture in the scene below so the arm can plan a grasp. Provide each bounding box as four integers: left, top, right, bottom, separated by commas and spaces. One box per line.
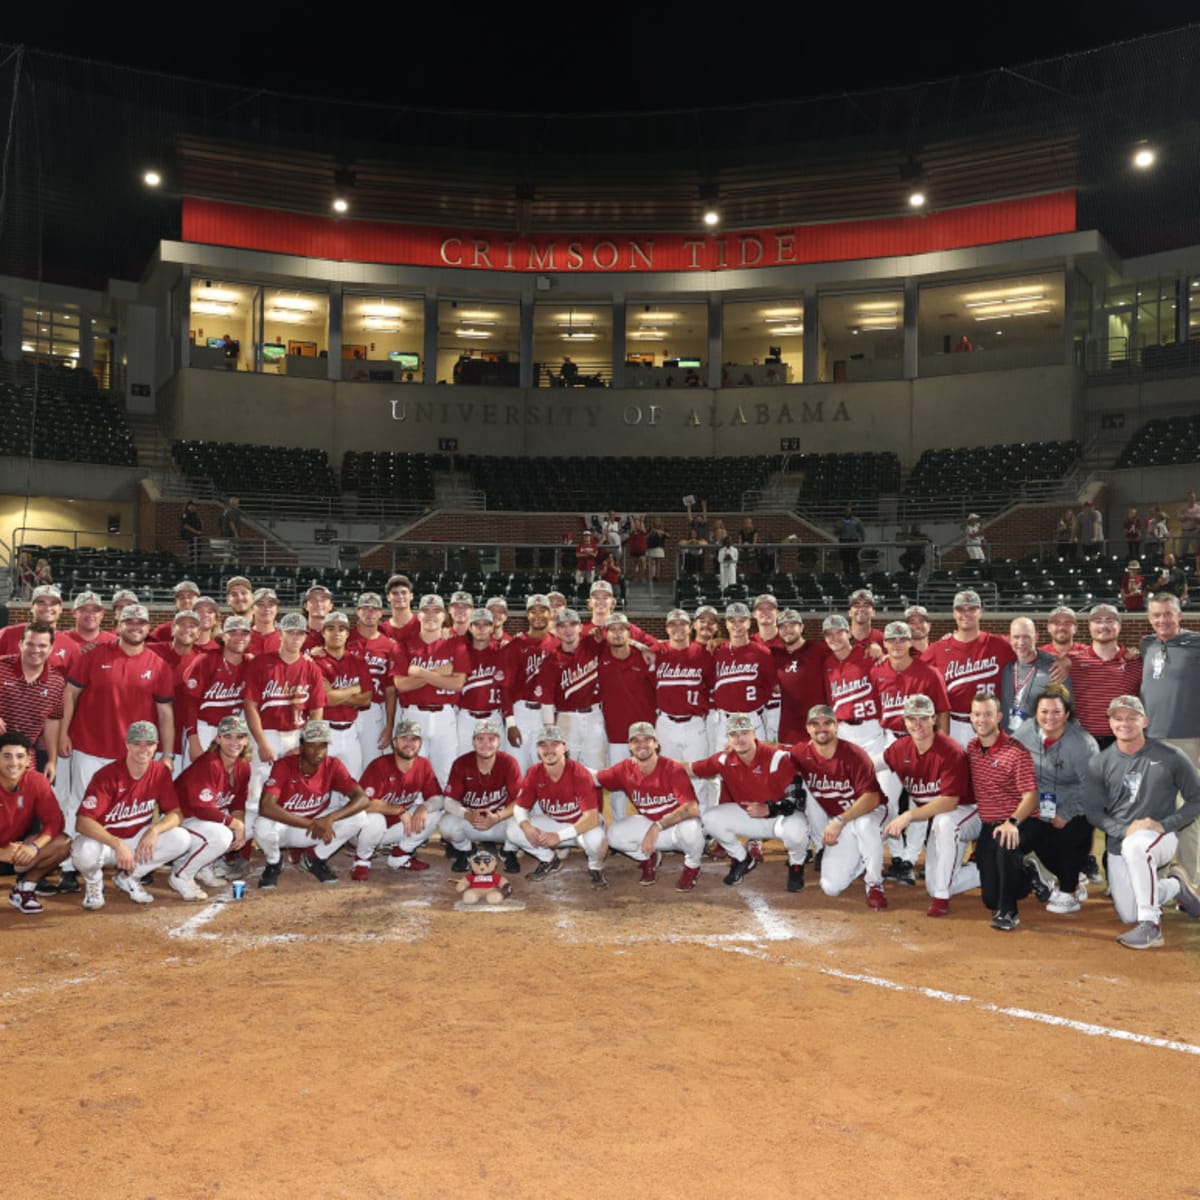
270, 296, 316, 312
703, 209, 720, 227
455, 327, 491, 339
901, 160, 927, 210
1132, 146, 1155, 170
195, 286, 242, 303
627, 329, 668, 341
143, 170, 162, 188
634, 310, 679, 322
908, 190, 926, 209
561, 331, 597, 341
770, 324, 804, 335
265, 309, 308, 324
192, 301, 234, 317
361, 302, 404, 317
964, 294, 1045, 309
760, 307, 802, 319
973, 308, 1051, 321
363, 318, 402, 332
332, 197, 349, 214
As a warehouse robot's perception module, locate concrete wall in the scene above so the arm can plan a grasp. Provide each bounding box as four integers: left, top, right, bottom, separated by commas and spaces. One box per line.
3, 493, 136, 553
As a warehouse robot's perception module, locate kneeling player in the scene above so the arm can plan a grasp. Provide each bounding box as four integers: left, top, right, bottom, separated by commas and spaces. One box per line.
595, 722, 704, 891
440, 720, 523, 874
1, 732, 71, 914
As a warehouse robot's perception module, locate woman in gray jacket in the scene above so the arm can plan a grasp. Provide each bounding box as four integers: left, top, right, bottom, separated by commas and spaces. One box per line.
1012, 684, 1100, 913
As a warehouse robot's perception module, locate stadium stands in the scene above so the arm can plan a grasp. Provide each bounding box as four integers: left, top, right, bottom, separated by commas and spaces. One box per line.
172, 441, 338, 498
1115, 416, 1200, 468
903, 440, 1081, 512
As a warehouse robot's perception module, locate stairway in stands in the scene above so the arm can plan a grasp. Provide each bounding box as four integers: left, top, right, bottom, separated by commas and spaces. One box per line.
126, 412, 177, 475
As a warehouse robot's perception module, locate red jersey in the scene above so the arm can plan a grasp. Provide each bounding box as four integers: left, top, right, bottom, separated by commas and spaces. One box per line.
595, 756, 697, 820
244, 653, 326, 733
347, 630, 397, 703
851, 628, 886, 651
148, 643, 198, 753
653, 642, 715, 719
923, 632, 1016, 720
539, 639, 601, 714
79, 759, 178, 838
263, 754, 357, 817
175, 747, 251, 825
582, 618, 648, 643
691, 742, 794, 809
458, 643, 509, 716
380, 614, 420, 649
183, 652, 251, 728
883, 732, 971, 808
504, 632, 561, 706
393, 636, 469, 709
149, 620, 175, 643
1066, 646, 1145, 741
445, 751, 522, 812
248, 628, 282, 657
789, 739, 878, 818
596, 647, 656, 743
311, 652, 373, 724
516, 758, 600, 822
360, 753, 443, 823
870, 659, 951, 733
711, 641, 777, 713
0, 769, 63, 843
966, 731, 1036, 823
823, 646, 881, 724
0, 654, 65, 745
771, 641, 829, 743
66, 644, 175, 760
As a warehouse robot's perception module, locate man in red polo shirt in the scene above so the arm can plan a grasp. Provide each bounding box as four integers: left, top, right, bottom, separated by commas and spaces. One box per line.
0, 621, 65, 780
0, 585, 70, 658
596, 614, 656, 815
1, 731, 70, 914
1066, 604, 1143, 750
771, 609, 827, 746
149, 580, 201, 643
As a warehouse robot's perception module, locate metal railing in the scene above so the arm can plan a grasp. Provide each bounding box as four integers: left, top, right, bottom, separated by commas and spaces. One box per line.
1086, 337, 1200, 378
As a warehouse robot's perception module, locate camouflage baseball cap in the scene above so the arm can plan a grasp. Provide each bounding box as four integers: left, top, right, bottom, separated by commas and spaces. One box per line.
627, 721, 657, 739
172, 609, 201, 626
119, 604, 150, 623
301, 719, 332, 743
305, 582, 333, 598
590, 580, 614, 595
31, 584, 62, 602
725, 602, 751, 619
486, 596, 509, 611
725, 713, 756, 734
1107, 694, 1146, 717
694, 605, 719, 619
450, 591, 474, 607
253, 587, 279, 604
469, 608, 494, 624
904, 604, 929, 618
1089, 603, 1121, 620
72, 591, 104, 610
665, 608, 691, 623
1048, 605, 1077, 620
192, 595, 219, 612
226, 576, 253, 592
112, 588, 138, 605
222, 615, 251, 633
526, 594, 551, 610
883, 621, 912, 640
355, 591, 383, 609
903, 694, 936, 718
393, 719, 423, 739
753, 594, 779, 610
554, 608, 581, 625
848, 588, 875, 605
473, 719, 502, 738
605, 612, 630, 627
778, 609, 803, 624
323, 611, 351, 627
546, 591, 567, 604
385, 574, 413, 592
822, 614, 850, 632
419, 594, 445, 610
806, 704, 837, 722
537, 724, 566, 744
173, 580, 200, 595
217, 715, 249, 736
126, 721, 159, 743
953, 590, 983, 609
278, 612, 307, 632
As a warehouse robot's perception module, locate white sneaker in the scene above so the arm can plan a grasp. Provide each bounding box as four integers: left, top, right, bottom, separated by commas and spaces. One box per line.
1074, 880, 1088, 904
195, 866, 222, 888
168, 873, 208, 902
1046, 888, 1081, 914
115, 872, 154, 904
83, 878, 105, 911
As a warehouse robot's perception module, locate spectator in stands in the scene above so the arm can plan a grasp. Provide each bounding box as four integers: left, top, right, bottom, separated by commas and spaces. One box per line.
180, 501, 203, 568
964, 513, 986, 562
16, 552, 35, 600
1124, 507, 1142, 561
953, 335, 973, 353
1056, 510, 1077, 561
678, 532, 704, 577
1075, 500, 1104, 559
1120, 560, 1146, 612
575, 529, 599, 585
686, 499, 709, 543
221, 333, 239, 370
1179, 490, 1200, 559
710, 518, 729, 547
626, 517, 648, 582
560, 356, 578, 386
646, 518, 669, 582
835, 506, 865, 576
1144, 506, 1169, 560
220, 496, 243, 562
739, 516, 762, 576
33, 559, 52, 588
898, 525, 929, 576
717, 537, 739, 591
1154, 553, 1189, 605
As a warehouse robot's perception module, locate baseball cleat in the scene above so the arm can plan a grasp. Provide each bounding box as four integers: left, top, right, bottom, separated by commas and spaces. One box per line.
386, 850, 430, 871
887, 859, 916, 887
675, 865, 701, 892
1022, 855, 1054, 903
1168, 866, 1200, 918
195, 866, 224, 889
115, 872, 154, 904
747, 840, 764, 862
167, 873, 209, 902
34, 877, 59, 895
1046, 888, 1080, 914
705, 840, 728, 861
589, 868, 609, 890
639, 851, 662, 886
1117, 920, 1163, 950
528, 856, 563, 881
301, 852, 338, 884
8, 884, 44, 915
926, 897, 950, 918
82, 878, 105, 910
351, 863, 370, 882
866, 884, 888, 910
722, 854, 757, 887
451, 851, 472, 874
57, 870, 81, 894
990, 911, 1020, 932
258, 860, 283, 890
786, 863, 805, 893
502, 851, 522, 875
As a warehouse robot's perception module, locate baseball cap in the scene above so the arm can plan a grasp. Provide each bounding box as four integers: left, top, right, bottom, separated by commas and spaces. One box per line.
967, 512, 980, 521
192, 595, 219, 612
278, 612, 307, 632
778, 609, 803, 624
119, 604, 150, 623
848, 588, 875, 604
450, 591, 474, 606
605, 612, 630, 627
725, 602, 751, 619
883, 621, 912, 640
172, 610, 201, 626
225, 576, 253, 592
1048, 605, 1077, 620
807, 704, 837, 722
694, 605, 719, 619
1127, 560, 1141, 571
485, 596, 509, 611
469, 608, 494, 624
72, 591, 104, 610
355, 591, 383, 609
953, 590, 983, 609
217, 715, 249, 736
473, 719, 501, 738
419, 594, 445, 611
904, 604, 929, 619
112, 589, 138, 605
323, 611, 351, 627
253, 587, 279, 604
30, 584, 62, 602
753, 594, 779, 610
554, 608, 581, 625
590, 580, 614, 595
627, 721, 657, 739
537, 724, 566, 744
126, 721, 159, 744
1089, 603, 1121, 620
526, 594, 551, 610
300, 719, 332, 743
665, 608, 691, 624
822, 614, 850, 632
546, 591, 568, 604
305, 583, 333, 599
725, 713, 756, 734
903, 694, 936, 718
222, 615, 251, 633
393, 719, 423, 739
173, 580, 200, 595
385, 574, 413, 592
1107, 695, 1146, 717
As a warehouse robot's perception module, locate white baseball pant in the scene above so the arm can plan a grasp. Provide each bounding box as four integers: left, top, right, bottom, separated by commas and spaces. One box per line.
918, 805, 982, 900
1107, 829, 1182, 925
508, 813, 607, 869
354, 807, 442, 866
439, 811, 518, 853
402, 705, 458, 788
248, 728, 302, 837
702, 804, 809, 865
510, 702, 545, 772
605, 742, 632, 819
556, 709, 608, 771
254, 809, 367, 865
72, 824, 194, 887
608, 813, 705, 868
656, 714, 716, 811
356, 702, 389, 769
175, 817, 236, 881
806, 803, 886, 895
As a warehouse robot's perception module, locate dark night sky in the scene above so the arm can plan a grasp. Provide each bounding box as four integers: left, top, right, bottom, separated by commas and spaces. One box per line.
5, 6, 1199, 113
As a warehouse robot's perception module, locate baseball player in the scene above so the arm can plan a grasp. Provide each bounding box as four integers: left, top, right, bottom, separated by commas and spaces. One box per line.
710, 602, 777, 741
651, 609, 715, 809
790, 705, 887, 907
595, 613, 656, 786
190, 595, 224, 655
392, 593, 468, 787
354, 718, 446, 878
380, 574, 420, 648
1086, 694, 1200, 949
770, 610, 827, 745
440, 718, 523, 873
256, 719, 369, 888
1040, 606, 1086, 657
582, 579, 646, 643
691, 604, 723, 652
545, 591, 568, 618
847, 588, 886, 655
112, 588, 139, 623
882, 694, 978, 917
485, 597, 513, 645
310, 611, 373, 781
595, 722, 704, 891
347, 591, 398, 768
225, 576, 254, 621
0, 584, 70, 657
72, 721, 193, 910
688, 712, 808, 889
248, 587, 282, 657
184, 615, 253, 757
456, 608, 508, 754
1, 731, 70, 914
749, 594, 783, 740
149, 580, 200, 643
904, 605, 933, 656
537, 608, 605, 770
147, 609, 201, 774
302, 583, 334, 651
446, 591, 474, 641
510, 725, 607, 886
503, 594, 560, 772
170, 714, 251, 899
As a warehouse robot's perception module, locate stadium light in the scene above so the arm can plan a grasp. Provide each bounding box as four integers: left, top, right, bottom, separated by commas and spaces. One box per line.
142, 170, 162, 188
1132, 146, 1156, 170
332, 197, 349, 214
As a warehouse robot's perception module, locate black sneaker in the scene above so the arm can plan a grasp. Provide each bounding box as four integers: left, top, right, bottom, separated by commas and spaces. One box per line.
890, 859, 916, 887
502, 851, 522, 875
34, 877, 60, 896
991, 911, 1020, 932
1084, 855, 1103, 885
528, 857, 563, 882
302, 852, 338, 884
723, 854, 758, 887
787, 863, 805, 893
589, 868, 609, 890
451, 851, 471, 873
259, 860, 283, 889
1022, 856, 1053, 903
57, 870, 80, 894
